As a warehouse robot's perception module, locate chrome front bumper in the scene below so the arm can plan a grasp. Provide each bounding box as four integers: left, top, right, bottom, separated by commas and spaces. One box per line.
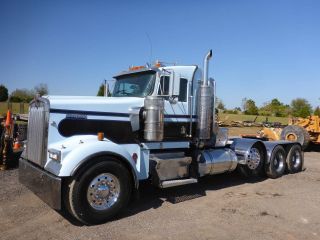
19, 158, 62, 210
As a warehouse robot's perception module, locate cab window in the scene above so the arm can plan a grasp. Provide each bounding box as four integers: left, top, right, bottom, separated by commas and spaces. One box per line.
178, 78, 188, 102
158, 76, 170, 95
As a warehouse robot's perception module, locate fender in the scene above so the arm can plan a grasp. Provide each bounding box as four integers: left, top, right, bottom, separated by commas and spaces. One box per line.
229, 138, 267, 164
263, 141, 281, 164
263, 140, 300, 164
45, 136, 139, 188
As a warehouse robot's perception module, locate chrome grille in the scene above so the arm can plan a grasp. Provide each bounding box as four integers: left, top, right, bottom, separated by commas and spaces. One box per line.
25, 98, 50, 167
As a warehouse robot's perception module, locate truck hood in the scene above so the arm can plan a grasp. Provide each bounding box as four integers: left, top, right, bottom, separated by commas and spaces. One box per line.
46, 96, 144, 115
44, 96, 144, 145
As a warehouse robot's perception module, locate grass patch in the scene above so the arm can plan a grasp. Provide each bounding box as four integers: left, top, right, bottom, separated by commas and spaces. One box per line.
0, 102, 28, 115
219, 113, 288, 125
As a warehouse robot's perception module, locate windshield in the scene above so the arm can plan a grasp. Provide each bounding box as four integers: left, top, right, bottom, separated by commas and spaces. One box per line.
113, 72, 156, 97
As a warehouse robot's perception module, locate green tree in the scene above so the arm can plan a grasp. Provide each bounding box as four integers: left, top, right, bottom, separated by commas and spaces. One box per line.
34, 83, 48, 96
216, 98, 225, 110
314, 106, 320, 117
260, 98, 289, 117
97, 84, 105, 96
0, 84, 8, 101
234, 107, 242, 112
10, 88, 35, 103
291, 98, 312, 118
97, 83, 111, 96
244, 99, 259, 115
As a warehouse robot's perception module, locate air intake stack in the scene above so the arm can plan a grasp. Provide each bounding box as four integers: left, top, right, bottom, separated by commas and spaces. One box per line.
144, 96, 164, 141
196, 50, 214, 145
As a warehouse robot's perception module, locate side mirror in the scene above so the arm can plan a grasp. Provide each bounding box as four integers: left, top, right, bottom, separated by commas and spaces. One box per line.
168, 96, 178, 104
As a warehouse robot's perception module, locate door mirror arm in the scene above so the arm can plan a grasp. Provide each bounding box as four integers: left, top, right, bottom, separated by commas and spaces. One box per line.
168, 96, 178, 104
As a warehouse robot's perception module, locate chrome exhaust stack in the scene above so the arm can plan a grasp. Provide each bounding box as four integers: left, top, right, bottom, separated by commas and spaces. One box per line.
196, 50, 214, 144
203, 50, 212, 86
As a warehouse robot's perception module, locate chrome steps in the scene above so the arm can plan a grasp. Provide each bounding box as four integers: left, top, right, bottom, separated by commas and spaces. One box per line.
160, 178, 198, 188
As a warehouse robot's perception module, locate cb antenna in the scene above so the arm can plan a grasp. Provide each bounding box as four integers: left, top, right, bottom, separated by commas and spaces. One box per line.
145, 32, 153, 64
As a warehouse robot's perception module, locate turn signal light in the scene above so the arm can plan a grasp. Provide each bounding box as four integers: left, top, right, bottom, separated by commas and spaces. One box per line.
154, 61, 162, 67
129, 66, 145, 71
97, 132, 104, 141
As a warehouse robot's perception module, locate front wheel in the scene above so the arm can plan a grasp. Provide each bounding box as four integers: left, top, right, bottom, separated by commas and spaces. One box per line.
65, 159, 132, 225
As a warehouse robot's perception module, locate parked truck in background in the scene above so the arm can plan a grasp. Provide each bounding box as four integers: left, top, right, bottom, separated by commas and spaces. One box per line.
19, 50, 304, 225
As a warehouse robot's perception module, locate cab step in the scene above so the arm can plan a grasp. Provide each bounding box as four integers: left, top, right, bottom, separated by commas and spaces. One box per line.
160, 178, 198, 188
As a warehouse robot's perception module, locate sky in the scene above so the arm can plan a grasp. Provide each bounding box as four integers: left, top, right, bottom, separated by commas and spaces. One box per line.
0, 0, 319, 109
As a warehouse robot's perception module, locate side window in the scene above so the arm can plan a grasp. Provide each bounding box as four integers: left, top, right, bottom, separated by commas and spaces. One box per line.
178, 78, 188, 102
158, 76, 170, 95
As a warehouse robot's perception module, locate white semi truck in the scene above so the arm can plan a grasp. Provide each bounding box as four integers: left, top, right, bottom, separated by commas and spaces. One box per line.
19, 50, 304, 225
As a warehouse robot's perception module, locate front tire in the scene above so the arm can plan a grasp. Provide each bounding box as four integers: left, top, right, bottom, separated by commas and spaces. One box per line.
65, 159, 132, 225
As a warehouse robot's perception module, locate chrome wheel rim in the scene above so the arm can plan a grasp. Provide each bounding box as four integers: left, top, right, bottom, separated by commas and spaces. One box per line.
87, 173, 120, 211
247, 147, 261, 170
292, 150, 301, 168
274, 151, 284, 172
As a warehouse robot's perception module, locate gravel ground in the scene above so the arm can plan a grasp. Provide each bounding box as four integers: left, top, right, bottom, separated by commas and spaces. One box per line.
1, 150, 320, 240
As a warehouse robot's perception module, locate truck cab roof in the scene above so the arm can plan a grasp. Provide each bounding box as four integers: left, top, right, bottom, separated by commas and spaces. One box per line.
113, 65, 199, 79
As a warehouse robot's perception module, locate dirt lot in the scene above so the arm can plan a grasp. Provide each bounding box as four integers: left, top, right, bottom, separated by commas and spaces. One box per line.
1, 131, 320, 240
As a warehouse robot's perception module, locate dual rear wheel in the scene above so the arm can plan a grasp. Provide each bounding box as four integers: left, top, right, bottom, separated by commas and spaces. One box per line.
238, 143, 303, 179
237, 143, 266, 178
266, 144, 303, 178
286, 144, 303, 173
265, 145, 286, 179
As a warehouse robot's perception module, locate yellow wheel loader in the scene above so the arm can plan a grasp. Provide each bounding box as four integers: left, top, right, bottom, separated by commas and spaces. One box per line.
259, 115, 320, 149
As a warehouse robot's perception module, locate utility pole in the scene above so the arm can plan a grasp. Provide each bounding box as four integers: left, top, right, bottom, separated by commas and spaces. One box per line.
104, 79, 107, 97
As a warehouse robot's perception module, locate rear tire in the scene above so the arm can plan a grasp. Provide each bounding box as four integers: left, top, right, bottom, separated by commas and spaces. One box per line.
280, 125, 310, 150
286, 144, 304, 173
237, 143, 266, 178
265, 145, 286, 179
64, 159, 132, 225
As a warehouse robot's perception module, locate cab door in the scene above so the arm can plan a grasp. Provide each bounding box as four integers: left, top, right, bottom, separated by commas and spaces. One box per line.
157, 70, 190, 140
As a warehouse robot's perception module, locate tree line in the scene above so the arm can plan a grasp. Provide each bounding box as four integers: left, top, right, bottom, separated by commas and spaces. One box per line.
0, 84, 48, 103
96, 84, 320, 119
218, 97, 320, 118
1, 83, 318, 118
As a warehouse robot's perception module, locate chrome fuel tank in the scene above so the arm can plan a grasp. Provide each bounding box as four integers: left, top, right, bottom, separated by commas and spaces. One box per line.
198, 148, 238, 177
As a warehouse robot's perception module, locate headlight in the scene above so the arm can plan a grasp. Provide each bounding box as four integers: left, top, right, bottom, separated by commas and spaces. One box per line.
48, 149, 61, 162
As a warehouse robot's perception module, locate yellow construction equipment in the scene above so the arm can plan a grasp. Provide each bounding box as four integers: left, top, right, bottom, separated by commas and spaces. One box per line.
259, 115, 320, 149
0, 110, 24, 170
0, 110, 13, 170
259, 127, 282, 141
